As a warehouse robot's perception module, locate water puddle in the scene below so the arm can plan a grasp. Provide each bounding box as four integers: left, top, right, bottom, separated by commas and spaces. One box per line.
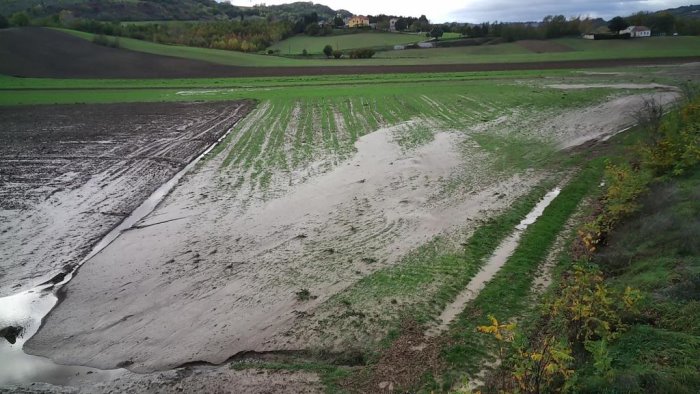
426, 187, 561, 337
0, 127, 235, 386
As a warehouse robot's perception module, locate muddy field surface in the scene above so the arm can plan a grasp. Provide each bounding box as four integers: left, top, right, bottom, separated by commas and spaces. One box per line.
25, 123, 535, 372
0, 101, 252, 296
2, 28, 699, 79
22, 82, 689, 377
0, 366, 323, 394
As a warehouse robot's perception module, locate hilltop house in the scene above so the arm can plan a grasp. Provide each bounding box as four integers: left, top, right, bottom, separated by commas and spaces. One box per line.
389, 18, 398, 32
621, 26, 652, 37
347, 15, 370, 28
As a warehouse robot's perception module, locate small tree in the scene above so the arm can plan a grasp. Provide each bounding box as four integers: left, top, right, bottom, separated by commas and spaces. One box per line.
333, 16, 344, 28
608, 16, 629, 33
429, 27, 444, 40
395, 18, 407, 31
305, 22, 320, 36
322, 44, 333, 58
10, 12, 29, 27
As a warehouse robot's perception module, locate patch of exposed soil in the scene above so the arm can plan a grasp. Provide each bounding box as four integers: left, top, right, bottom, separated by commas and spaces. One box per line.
2, 28, 699, 79
540, 91, 680, 149
517, 40, 574, 53
340, 320, 446, 393
0, 101, 253, 296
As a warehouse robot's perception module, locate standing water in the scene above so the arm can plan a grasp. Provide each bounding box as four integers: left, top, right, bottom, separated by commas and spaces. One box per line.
427, 187, 562, 337
0, 127, 235, 386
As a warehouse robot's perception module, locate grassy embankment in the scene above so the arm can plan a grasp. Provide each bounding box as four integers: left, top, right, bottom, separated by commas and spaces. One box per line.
58, 28, 700, 67
570, 97, 700, 392
453, 92, 700, 393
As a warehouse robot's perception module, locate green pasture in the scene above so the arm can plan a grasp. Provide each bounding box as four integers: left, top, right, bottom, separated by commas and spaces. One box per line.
268, 32, 426, 55
0, 68, 610, 107
58, 28, 700, 67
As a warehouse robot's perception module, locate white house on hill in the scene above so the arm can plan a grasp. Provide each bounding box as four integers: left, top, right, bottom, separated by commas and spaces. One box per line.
621, 26, 651, 37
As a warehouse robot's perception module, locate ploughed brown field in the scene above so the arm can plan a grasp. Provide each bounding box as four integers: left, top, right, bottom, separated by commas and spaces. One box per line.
0, 101, 253, 296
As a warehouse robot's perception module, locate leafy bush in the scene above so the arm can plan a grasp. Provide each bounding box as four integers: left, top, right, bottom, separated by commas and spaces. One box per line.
641, 98, 700, 176
332, 50, 343, 59
348, 48, 375, 59
9, 12, 29, 27
576, 161, 651, 256
478, 265, 640, 392
323, 44, 333, 58
92, 34, 120, 48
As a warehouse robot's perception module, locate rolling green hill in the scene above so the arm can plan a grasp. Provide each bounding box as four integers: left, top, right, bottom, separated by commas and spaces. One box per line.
658, 4, 700, 19
0, 0, 244, 21
269, 32, 427, 55
60, 28, 700, 67
0, 0, 351, 22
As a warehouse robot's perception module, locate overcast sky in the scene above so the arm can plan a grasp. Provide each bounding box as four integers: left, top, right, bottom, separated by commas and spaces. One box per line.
228, 0, 691, 23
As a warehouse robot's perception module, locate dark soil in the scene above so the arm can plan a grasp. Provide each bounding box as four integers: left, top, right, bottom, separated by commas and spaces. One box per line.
341, 320, 447, 393
0, 100, 253, 296
1, 27, 699, 79
0, 100, 252, 210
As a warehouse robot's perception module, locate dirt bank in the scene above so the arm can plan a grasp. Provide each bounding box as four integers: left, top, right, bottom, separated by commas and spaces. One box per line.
0, 101, 253, 297
544, 91, 680, 149
2, 28, 700, 79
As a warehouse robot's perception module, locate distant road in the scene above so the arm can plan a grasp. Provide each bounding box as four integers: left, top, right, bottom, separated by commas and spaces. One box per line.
2, 28, 699, 79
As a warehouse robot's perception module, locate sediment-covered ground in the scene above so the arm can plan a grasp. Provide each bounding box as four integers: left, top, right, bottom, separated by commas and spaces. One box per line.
4, 64, 698, 392
0, 101, 253, 296
24, 85, 681, 372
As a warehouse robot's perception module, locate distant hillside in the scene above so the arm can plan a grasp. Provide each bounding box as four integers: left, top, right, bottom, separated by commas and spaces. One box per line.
253, 2, 352, 21
0, 0, 242, 20
657, 4, 700, 19
0, 0, 353, 21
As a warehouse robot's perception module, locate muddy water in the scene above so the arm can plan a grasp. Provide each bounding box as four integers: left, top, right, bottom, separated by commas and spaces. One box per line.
0, 127, 235, 386
426, 187, 561, 337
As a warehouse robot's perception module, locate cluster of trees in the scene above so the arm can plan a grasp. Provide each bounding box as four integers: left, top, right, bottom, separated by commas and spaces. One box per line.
432, 12, 700, 42
450, 16, 605, 41
366, 14, 430, 32
1, 0, 246, 22
62, 18, 295, 52
626, 11, 700, 35
0, 0, 351, 23
320, 45, 374, 59
294, 12, 333, 36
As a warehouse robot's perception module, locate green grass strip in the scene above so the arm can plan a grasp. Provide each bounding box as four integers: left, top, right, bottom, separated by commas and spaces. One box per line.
332, 180, 555, 326
441, 159, 604, 386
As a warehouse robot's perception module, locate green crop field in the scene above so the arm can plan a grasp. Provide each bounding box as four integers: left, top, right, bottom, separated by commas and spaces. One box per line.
268, 32, 427, 54
59, 28, 700, 67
